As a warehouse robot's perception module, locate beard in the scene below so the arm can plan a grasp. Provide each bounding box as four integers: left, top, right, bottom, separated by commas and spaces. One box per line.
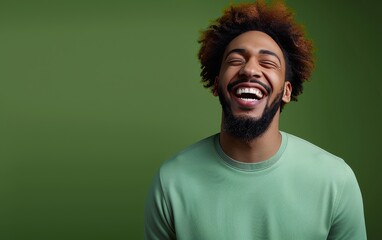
218, 86, 283, 143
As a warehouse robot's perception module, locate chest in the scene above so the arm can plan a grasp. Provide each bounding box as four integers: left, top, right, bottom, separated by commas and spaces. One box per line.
170, 173, 334, 240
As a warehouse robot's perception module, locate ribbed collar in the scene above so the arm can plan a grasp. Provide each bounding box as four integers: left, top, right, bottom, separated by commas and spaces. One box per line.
214, 131, 288, 172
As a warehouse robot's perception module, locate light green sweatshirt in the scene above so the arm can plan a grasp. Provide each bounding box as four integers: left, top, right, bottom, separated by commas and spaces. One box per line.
145, 132, 366, 240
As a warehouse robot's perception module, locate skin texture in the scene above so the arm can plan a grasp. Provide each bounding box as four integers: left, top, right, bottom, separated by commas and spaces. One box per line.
216, 31, 292, 163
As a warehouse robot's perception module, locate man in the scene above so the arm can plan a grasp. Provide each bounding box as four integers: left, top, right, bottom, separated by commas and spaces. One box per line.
144, 1, 366, 239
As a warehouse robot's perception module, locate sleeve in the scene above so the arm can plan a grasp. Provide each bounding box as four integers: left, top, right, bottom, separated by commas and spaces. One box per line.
327, 164, 367, 240
144, 171, 176, 240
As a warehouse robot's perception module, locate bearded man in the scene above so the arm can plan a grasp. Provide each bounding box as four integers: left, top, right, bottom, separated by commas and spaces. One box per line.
144, 1, 366, 239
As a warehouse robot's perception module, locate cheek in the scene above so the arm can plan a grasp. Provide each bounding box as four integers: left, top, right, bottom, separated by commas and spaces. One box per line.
264, 71, 285, 89
219, 68, 239, 88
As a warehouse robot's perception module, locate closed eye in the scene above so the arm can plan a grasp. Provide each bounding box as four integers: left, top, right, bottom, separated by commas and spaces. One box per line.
259, 60, 279, 69
227, 58, 245, 66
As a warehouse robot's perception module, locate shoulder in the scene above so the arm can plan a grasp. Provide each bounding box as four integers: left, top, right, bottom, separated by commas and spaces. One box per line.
282, 131, 355, 184
158, 134, 219, 182
162, 134, 217, 167
284, 132, 344, 163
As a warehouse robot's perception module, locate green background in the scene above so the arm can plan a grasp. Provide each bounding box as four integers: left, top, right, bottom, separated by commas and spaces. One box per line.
1, 0, 381, 239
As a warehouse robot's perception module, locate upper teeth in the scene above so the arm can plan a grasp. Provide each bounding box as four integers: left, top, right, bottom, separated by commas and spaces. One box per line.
236, 88, 263, 98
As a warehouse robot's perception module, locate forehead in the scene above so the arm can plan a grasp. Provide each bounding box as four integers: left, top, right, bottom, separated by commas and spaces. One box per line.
224, 31, 284, 60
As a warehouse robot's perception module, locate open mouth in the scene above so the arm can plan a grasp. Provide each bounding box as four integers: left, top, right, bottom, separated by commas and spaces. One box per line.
234, 87, 265, 102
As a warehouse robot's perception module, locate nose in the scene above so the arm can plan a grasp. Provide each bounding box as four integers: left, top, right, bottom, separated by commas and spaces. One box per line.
238, 59, 261, 79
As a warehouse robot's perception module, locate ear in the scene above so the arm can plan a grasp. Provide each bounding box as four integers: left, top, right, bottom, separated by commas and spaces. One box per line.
282, 81, 292, 103
212, 76, 219, 96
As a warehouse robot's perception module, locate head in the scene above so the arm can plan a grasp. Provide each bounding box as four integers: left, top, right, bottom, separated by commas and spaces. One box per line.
198, 1, 314, 141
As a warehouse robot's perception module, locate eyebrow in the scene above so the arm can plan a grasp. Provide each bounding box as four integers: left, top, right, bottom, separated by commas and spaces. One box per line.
224, 48, 281, 64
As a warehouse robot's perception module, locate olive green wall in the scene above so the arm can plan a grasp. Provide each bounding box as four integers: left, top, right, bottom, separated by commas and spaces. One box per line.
1, 0, 381, 239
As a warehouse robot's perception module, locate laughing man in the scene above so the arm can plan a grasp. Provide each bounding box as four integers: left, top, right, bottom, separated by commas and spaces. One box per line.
144, 1, 367, 239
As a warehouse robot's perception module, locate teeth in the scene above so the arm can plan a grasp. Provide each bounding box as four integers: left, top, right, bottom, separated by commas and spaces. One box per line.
236, 87, 263, 99
241, 98, 254, 102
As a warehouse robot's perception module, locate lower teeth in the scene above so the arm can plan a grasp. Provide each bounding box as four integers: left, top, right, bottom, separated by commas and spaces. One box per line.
241, 98, 256, 101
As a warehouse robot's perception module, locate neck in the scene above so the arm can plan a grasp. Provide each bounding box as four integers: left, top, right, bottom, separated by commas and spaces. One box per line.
219, 113, 282, 163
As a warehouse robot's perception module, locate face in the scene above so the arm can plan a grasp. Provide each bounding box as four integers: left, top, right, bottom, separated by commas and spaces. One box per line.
215, 31, 292, 141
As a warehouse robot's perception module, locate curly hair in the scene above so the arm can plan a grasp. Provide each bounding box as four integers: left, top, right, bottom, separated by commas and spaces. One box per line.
198, 0, 314, 105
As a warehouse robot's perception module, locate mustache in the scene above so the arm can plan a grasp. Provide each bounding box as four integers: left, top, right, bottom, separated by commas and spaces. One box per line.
227, 79, 271, 94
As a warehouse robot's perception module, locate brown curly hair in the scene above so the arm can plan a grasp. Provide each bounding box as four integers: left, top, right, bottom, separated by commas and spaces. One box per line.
198, 0, 314, 105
